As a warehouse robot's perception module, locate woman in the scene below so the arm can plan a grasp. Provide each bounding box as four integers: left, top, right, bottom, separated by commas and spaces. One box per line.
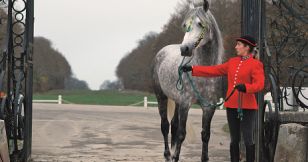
181, 35, 264, 162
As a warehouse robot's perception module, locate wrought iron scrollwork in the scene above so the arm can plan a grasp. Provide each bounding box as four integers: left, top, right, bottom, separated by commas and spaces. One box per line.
261, 0, 308, 161
292, 65, 308, 108
261, 100, 279, 162
261, 73, 279, 162
1, 0, 33, 161
266, 0, 308, 111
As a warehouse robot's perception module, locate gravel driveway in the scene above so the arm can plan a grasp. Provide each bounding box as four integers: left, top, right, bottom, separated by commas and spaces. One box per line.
31, 103, 230, 162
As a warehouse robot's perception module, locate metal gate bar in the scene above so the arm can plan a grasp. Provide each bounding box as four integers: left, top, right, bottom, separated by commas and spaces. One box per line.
1, 0, 34, 161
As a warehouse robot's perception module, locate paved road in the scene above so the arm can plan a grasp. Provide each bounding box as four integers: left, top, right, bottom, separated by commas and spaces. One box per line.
31, 103, 231, 162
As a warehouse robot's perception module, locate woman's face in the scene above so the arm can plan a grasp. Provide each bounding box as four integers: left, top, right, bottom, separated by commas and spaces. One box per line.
235, 41, 250, 57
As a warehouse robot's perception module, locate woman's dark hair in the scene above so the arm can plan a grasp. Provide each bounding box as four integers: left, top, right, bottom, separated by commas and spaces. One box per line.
242, 41, 259, 60
242, 43, 254, 53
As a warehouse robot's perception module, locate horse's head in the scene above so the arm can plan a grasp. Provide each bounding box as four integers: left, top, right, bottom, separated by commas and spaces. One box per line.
180, 0, 212, 57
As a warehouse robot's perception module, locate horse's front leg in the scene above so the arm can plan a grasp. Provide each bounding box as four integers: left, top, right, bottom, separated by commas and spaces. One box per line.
172, 100, 191, 162
201, 106, 216, 162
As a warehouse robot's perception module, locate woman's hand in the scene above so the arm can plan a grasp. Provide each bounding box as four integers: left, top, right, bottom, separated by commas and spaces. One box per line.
180, 65, 192, 72
235, 84, 246, 93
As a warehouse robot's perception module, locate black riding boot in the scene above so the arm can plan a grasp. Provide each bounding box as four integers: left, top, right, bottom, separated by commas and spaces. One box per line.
246, 144, 255, 162
230, 143, 239, 162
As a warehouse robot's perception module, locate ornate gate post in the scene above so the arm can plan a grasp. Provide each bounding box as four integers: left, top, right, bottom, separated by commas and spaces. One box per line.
257, 1, 266, 161
2, 0, 34, 161
24, 0, 34, 161
241, 0, 264, 162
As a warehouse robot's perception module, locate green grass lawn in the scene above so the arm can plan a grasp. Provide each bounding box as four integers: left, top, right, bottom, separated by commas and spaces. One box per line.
33, 89, 226, 109
33, 89, 158, 106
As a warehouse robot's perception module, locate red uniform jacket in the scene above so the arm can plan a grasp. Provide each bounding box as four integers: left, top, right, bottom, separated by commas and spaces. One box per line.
192, 54, 264, 109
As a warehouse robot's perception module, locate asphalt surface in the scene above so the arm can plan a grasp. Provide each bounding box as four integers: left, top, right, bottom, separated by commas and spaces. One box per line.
31, 103, 231, 162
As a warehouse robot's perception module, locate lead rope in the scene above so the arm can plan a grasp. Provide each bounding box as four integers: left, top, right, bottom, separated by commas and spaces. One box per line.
176, 59, 236, 107
238, 92, 243, 121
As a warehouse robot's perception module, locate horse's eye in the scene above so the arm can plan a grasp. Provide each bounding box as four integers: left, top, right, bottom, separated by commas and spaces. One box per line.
183, 24, 186, 28
198, 22, 204, 27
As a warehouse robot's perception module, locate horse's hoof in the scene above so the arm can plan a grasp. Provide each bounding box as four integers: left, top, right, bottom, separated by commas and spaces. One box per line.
201, 157, 209, 162
164, 156, 171, 162
164, 150, 171, 162
171, 157, 179, 162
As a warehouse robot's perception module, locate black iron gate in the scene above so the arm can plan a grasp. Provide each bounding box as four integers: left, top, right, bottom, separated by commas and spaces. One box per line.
242, 0, 308, 162
1, 0, 34, 161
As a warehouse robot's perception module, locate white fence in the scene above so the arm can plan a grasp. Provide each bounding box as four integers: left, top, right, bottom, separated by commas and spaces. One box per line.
33, 95, 62, 104
143, 96, 157, 108
140, 97, 224, 109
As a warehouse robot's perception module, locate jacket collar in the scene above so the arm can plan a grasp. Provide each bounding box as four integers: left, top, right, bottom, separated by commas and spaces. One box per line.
241, 54, 252, 60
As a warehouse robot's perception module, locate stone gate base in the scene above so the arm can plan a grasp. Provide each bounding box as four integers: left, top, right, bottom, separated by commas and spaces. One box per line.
0, 120, 9, 162
274, 112, 308, 162
274, 123, 308, 161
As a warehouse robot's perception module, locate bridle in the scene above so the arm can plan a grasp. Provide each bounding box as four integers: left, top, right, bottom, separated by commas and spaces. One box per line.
184, 15, 208, 62
177, 15, 209, 92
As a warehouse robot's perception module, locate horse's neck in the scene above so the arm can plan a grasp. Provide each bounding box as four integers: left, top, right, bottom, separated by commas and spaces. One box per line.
193, 43, 218, 66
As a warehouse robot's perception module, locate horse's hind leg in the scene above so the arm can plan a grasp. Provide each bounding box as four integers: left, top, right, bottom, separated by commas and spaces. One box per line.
171, 102, 179, 149
157, 95, 171, 161
201, 106, 216, 162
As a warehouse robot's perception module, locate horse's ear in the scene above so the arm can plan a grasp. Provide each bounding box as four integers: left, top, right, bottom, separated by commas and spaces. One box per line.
203, 0, 209, 12
189, 0, 194, 9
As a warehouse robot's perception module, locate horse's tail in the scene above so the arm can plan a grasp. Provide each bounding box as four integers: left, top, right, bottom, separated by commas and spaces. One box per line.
167, 98, 196, 142
167, 98, 175, 122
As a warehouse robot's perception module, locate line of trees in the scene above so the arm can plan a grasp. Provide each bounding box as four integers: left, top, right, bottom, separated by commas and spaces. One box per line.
99, 80, 123, 90
113, 0, 242, 95
33, 37, 90, 92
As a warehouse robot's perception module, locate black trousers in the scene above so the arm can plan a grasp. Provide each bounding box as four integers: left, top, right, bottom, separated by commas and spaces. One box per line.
226, 108, 256, 145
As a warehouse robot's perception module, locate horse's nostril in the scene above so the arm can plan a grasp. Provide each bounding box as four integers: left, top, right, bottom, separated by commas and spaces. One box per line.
180, 46, 189, 52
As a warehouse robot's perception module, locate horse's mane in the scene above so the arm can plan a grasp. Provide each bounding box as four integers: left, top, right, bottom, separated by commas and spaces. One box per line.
182, 7, 225, 65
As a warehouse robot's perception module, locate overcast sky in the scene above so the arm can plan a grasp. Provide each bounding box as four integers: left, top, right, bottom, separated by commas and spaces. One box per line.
32, 0, 185, 90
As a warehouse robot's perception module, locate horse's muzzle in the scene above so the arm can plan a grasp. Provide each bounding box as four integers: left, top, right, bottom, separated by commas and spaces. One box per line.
180, 45, 192, 57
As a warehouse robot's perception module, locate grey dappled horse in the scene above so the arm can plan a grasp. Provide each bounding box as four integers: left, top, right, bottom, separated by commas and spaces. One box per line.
151, 1, 224, 162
